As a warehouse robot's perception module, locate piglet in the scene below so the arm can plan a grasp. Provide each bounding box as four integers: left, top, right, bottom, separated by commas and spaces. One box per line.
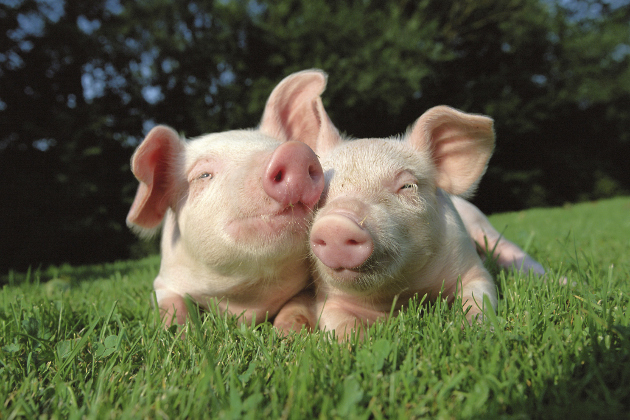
127, 70, 329, 326
275, 105, 498, 338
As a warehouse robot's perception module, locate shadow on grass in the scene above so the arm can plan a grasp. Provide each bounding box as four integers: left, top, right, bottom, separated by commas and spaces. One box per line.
0, 254, 161, 287
530, 324, 630, 418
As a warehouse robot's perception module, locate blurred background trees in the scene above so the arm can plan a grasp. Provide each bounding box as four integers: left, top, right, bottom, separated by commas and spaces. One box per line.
1, 0, 628, 272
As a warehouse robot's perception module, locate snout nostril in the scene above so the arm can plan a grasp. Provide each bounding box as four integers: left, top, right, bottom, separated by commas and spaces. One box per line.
346, 239, 359, 245
313, 239, 327, 246
309, 171, 322, 184
274, 170, 284, 183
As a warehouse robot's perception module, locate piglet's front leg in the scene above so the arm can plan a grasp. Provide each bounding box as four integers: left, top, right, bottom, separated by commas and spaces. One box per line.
316, 297, 390, 341
273, 288, 317, 335
155, 289, 189, 328
454, 265, 497, 324
274, 290, 379, 341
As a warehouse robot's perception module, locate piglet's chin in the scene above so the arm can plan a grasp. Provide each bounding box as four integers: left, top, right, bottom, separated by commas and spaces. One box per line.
329, 267, 364, 282
318, 265, 382, 294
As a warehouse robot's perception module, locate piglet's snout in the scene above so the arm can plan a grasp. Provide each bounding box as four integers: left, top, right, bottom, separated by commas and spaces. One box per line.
311, 214, 374, 270
264, 141, 324, 209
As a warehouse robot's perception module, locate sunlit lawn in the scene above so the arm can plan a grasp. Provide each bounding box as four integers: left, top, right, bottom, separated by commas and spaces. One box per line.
1, 197, 629, 419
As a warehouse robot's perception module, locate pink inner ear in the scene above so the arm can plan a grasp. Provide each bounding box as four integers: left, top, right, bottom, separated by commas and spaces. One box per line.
409, 106, 495, 195
260, 70, 327, 144
126, 126, 181, 229
259, 69, 342, 155
273, 89, 324, 145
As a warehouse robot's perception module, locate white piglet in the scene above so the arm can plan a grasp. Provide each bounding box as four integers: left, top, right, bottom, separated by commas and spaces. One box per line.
126, 70, 328, 326
276, 105, 498, 338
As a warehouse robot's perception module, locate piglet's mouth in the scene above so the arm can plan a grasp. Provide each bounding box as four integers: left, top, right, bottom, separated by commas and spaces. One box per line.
320, 253, 392, 286
237, 200, 313, 221
256, 201, 314, 224
227, 202, 314, 239
274, 202, 311, 218
322, 264, 387, 295
326, 257, 380, 281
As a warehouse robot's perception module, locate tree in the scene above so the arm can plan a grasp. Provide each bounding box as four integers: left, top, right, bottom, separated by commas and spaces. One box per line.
0, 0, 136, 271
0, 0, 254, 272
1, 0, 628, 273
241, 0, 630, 211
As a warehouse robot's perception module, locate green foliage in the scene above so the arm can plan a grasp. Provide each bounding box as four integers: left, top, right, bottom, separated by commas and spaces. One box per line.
0, 197, 629, 418
1, 0, 629, 270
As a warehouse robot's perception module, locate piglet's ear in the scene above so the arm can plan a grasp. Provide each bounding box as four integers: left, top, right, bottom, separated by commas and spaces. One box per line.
126, 125, 184, 237
408, 106, 495, 196
259, 69, 342, 156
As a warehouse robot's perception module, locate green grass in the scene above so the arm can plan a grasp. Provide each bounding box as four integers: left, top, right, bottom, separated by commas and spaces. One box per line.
1, 197, 629, 419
